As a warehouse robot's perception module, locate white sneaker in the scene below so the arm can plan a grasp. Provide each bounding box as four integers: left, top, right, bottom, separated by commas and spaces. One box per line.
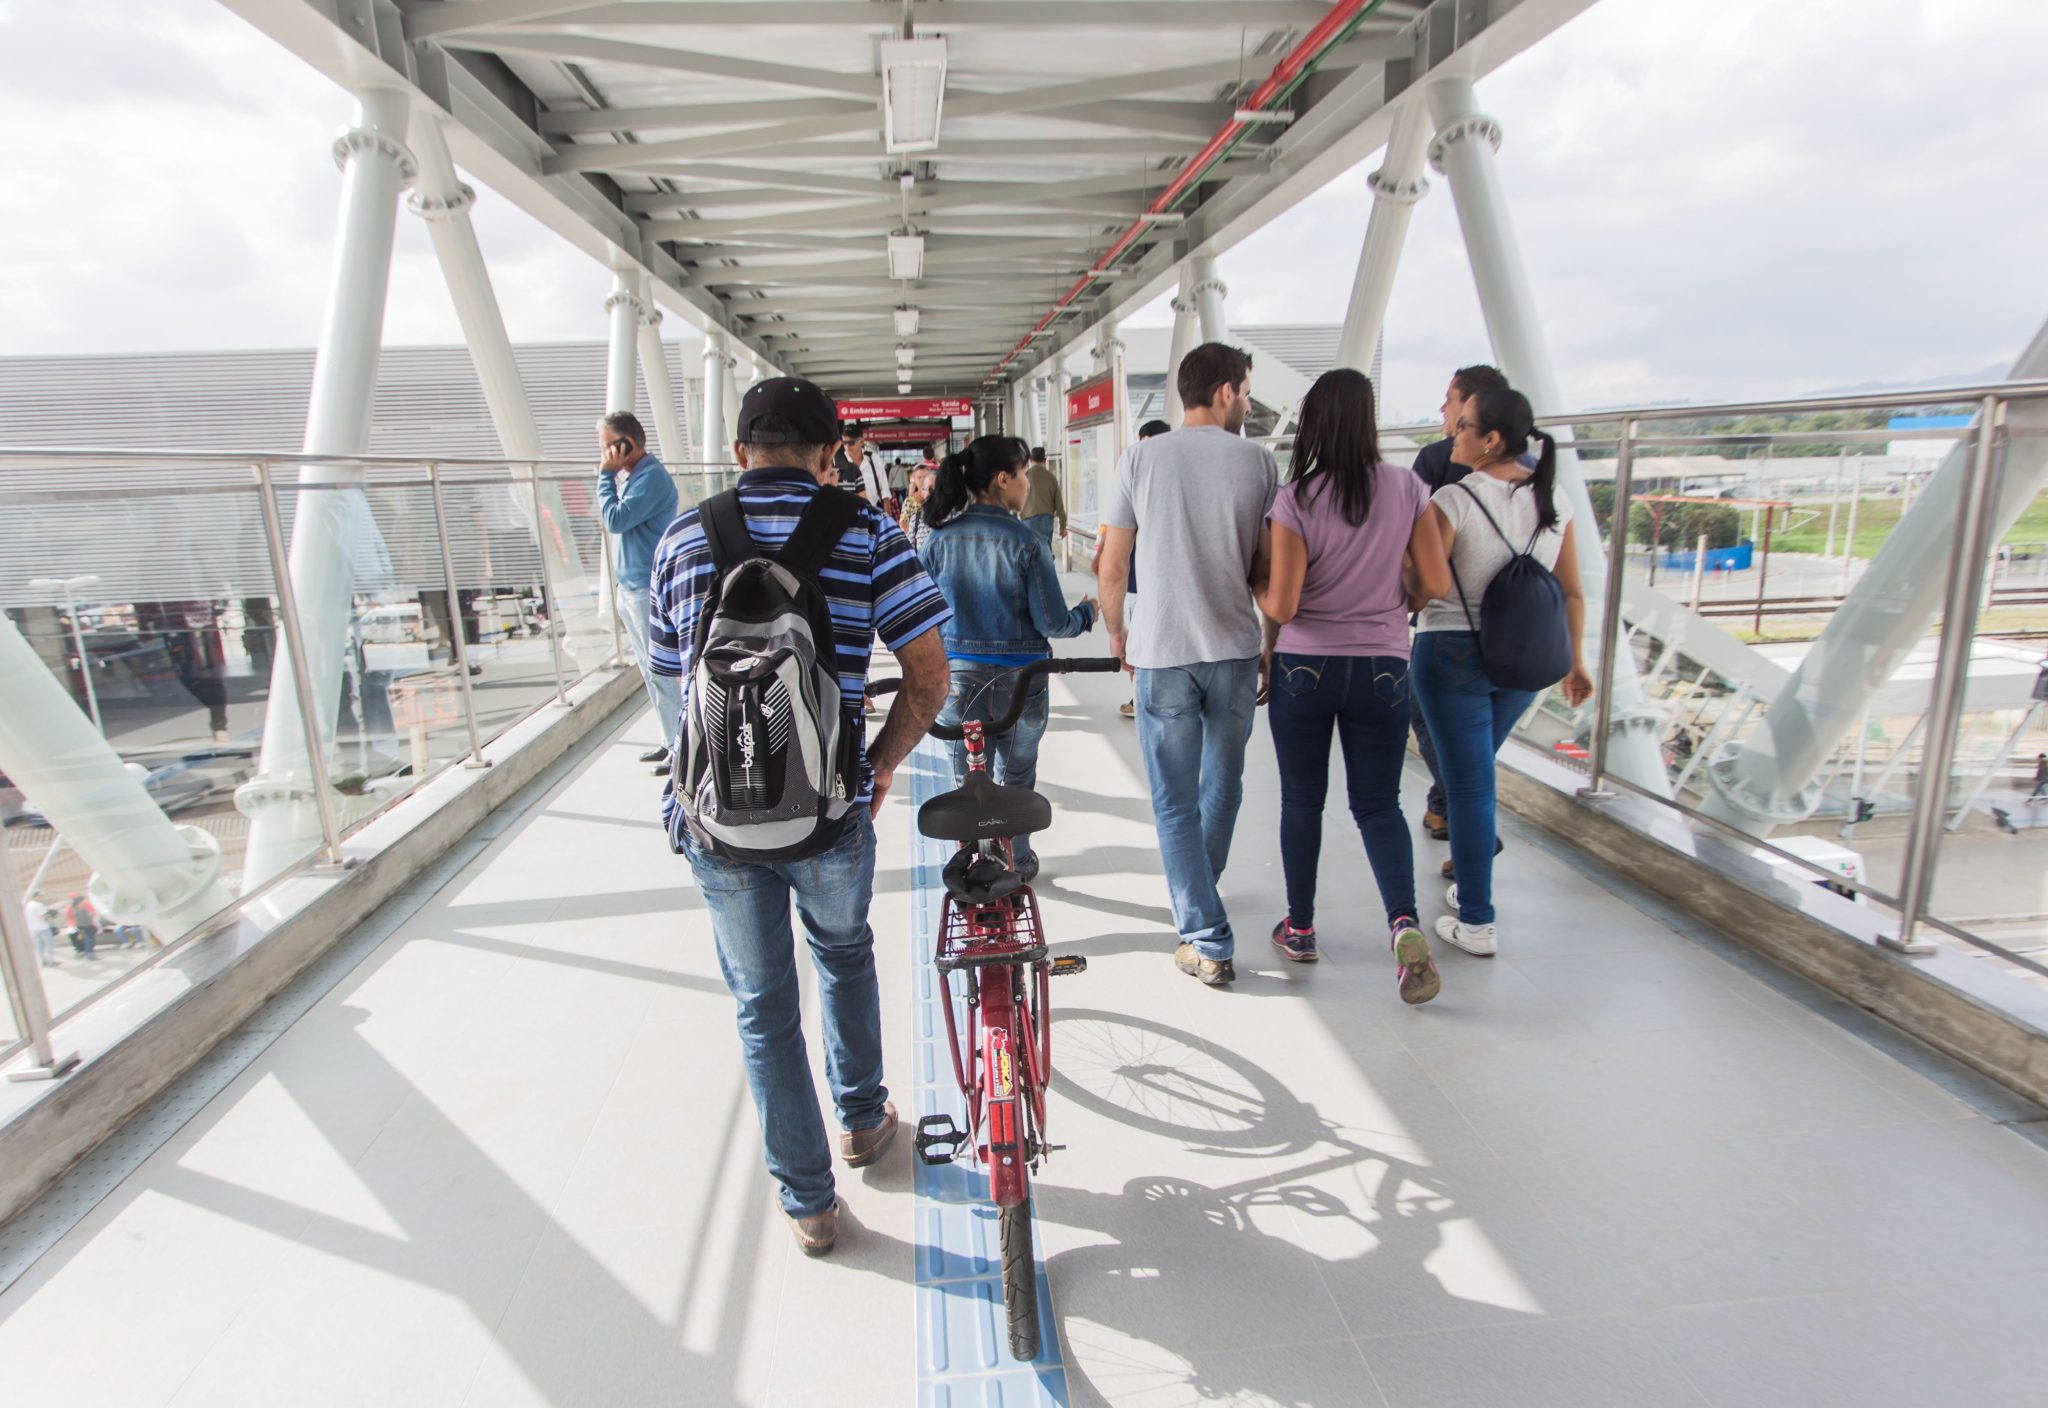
1436, 913, 1498, 957
1445, 883, 1458, 910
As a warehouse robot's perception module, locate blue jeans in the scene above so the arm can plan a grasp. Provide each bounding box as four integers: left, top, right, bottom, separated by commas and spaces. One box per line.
619, 583, 683, 754
1022, 514, 1056, 546
1267, 654, 1418, 930
1135, 657, 1260, 960
1411, 632, 1536, 927
1411, 701, 1448, 818
684, 812, 888, 1218
939, 662, 1050, 869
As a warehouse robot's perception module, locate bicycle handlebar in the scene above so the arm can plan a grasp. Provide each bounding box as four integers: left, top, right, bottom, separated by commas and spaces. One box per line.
866, 656, 1121, 739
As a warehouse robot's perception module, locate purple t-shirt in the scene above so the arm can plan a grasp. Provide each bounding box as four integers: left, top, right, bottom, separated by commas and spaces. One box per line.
1268, 462, 1428, 658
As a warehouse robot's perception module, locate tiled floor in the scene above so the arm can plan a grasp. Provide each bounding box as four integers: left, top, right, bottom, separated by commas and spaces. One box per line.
5, 643, 2048, 1408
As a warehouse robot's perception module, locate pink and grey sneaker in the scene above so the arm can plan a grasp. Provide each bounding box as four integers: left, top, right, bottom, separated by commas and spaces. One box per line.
1271, 918, 1318, 963
1390, 917, 1440, 1005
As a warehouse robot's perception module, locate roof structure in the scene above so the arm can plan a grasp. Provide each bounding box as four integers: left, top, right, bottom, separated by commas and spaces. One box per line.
221, 0, 1596, 399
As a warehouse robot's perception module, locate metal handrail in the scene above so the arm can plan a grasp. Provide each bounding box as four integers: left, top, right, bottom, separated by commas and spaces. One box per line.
0, 447, 743, 472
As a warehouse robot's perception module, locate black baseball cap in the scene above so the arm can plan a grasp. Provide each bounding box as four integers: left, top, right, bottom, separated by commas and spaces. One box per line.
840, 420, 865, 439
735, 376, 841, 446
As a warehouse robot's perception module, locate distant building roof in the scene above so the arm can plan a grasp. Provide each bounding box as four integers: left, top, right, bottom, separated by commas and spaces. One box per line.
1886, 414, 1972, 431
0, 342, 695, 463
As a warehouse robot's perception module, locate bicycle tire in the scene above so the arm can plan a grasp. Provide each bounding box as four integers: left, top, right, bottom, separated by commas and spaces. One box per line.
999, 1198, 1041, 1362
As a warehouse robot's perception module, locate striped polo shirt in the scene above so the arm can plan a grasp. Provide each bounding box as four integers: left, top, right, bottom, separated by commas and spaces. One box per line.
648, 465, 952, 810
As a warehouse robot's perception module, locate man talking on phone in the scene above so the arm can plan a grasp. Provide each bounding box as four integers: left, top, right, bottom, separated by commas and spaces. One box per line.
597, 411, 682, 775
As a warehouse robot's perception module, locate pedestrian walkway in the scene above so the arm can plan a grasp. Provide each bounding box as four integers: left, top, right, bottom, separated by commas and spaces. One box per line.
4, 638, 2048, 1407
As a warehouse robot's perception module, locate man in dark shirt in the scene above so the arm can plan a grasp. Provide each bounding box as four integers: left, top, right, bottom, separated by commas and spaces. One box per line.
1407, 364, 1509, 836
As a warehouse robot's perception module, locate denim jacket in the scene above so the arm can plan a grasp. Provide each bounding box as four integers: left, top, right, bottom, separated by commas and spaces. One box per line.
921, 504, 1096, 659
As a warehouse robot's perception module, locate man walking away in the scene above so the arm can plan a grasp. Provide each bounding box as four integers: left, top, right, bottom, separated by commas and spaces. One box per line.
1406, 365, 1510, 839
1111, 418, 1173, 721
598, 411, 683, 775
1098, 344, 1279, 986
1020, 446, 1068, 547
25, 894, 58, 967
649, 377, 952, 1256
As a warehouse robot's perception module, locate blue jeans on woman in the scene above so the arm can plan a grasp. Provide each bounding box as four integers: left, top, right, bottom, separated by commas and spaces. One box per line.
1411, 632, 1537, 927
939, 661, 1051, 870
1267, 653, 1418, 931
683, 812, 888, 1219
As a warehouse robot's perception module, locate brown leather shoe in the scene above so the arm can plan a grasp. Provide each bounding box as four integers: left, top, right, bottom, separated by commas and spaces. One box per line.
1174, 943, 1235, 986
840, 1102, 898, 1167
1422, 810, 1449, 840
788, 1200, 839, 1257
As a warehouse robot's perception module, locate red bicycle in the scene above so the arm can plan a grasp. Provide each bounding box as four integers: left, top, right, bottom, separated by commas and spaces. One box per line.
871, 655, 1119, 1361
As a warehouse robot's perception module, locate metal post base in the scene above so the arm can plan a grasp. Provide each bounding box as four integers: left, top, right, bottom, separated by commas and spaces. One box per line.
8, 1052, 81, 1082
1878, 930, 1940, 957
1577, 787, 1618, 801
461, 756, 494, 770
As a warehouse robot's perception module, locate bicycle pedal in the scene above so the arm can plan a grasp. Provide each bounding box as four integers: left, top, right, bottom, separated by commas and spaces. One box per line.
913, 1114, 968, 1166
1048, 955, 1088, 976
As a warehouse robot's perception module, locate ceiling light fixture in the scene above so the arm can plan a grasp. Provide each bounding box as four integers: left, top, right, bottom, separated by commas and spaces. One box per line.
1233, 108, 1296, 123
894, 306, 919, 337
896, 345, 916, 366
898, 380, 913, 394
1135, 212, 1186, 226
880, 38, 947, 154
887, 232, 925, 280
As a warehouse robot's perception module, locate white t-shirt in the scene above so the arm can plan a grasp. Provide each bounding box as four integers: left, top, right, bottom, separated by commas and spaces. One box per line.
24, 899, 54, 937
1417, 471, 1573, 634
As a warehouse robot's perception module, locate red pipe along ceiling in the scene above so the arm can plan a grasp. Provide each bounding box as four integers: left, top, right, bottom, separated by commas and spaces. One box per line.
983, 0, 1387, 386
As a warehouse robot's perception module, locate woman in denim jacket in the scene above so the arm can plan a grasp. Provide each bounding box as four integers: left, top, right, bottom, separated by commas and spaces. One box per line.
920, 436, 1097, 879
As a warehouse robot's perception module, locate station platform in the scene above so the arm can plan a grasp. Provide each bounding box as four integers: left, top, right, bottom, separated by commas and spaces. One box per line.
4, 651, 2048, 1408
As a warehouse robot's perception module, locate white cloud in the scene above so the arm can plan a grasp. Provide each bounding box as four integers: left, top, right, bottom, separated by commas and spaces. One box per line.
2, 0, 2045, 426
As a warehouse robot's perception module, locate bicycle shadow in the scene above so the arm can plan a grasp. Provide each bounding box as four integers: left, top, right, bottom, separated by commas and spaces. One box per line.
1034, 1009, 1571, 1404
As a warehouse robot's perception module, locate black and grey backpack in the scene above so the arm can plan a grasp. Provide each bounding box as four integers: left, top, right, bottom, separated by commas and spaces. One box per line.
675, 486, 863, 862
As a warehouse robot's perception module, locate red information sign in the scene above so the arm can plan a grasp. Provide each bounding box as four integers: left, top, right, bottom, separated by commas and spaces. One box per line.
862, 422, 951, 446
835, 397, 972, 421
1066, 373, 1116, 427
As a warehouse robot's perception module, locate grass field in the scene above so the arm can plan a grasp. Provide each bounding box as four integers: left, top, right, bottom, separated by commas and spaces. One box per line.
1766, 488, 2048, 559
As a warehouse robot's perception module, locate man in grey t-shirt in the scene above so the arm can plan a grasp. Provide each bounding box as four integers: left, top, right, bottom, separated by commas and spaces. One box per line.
1098, 342, 1278, 986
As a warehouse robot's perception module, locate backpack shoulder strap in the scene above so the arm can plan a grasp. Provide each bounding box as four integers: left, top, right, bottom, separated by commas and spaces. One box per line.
777, 486, 862, 574
698, 489, 754, 575
1455, 479, 1516, 551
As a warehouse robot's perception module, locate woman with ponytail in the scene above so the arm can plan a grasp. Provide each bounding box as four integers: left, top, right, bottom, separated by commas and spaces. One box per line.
1254, 369, 1451, 1003
919, 436, 1097, 880
1410, 385, 1593, 957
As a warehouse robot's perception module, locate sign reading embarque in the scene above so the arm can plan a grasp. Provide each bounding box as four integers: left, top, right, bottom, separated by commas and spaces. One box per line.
835, 397, 972, 421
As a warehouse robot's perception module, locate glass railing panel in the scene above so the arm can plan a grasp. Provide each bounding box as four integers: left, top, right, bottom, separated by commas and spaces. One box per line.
1925, 434, 2048, 970
419, 468, 567, 746
1, 463, 304, 1020
537, 467, 612, 690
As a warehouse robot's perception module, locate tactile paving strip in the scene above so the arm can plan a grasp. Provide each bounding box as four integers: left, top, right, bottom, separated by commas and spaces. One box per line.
906, 743, 1070, 1406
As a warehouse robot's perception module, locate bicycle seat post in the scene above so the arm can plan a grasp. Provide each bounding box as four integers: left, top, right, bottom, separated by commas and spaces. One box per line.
963, 719, 988, 774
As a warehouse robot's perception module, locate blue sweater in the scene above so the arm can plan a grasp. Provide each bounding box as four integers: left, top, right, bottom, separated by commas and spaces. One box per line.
597, 452, 678, 590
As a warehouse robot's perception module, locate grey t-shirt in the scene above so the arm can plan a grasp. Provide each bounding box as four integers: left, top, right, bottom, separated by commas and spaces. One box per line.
1103, 425, 1279, 669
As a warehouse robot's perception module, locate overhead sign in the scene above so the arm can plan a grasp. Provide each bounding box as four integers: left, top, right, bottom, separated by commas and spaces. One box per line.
836, 396, 972, 421
1066, 372, 1116, 428
863, 422, 952, 446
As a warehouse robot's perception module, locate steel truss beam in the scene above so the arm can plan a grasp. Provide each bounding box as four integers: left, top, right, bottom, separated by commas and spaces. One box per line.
410, 3, 1355, 38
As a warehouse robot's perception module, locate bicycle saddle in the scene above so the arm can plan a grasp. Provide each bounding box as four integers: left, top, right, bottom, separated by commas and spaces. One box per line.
917, 771, 1052, 843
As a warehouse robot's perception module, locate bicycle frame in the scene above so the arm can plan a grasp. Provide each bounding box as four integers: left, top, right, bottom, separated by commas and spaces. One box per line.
932, 717, 1052, 1208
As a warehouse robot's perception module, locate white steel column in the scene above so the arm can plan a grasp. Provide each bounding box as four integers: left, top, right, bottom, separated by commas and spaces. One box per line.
720, 345, 743, 451
1336, 104, 1431, 374
638, 303, 686, 463
1427, 75, 1667, 795
240, 87, 415, 886
410, 117, 604, 686
1162, 270, 1198, 422
700, 332, 730, 462
0, 617, 233, 940
1189, 254, 1229, 345
604, 272, 641, 415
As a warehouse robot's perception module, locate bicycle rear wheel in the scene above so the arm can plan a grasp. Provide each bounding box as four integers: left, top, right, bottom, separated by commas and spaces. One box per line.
999, 1198, 1040, 1362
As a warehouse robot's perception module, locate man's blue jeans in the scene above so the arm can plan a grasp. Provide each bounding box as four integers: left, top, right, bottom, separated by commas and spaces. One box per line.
1022, 513, 1057, 548
939, 663, 1050, 869
619, 583, 682, 755
1411, 701, 1448, 819
1267, 654, 1418, 930
1411, 632, 1536, 927
684, 812, 888, 1218
1135, 657, 1260, 960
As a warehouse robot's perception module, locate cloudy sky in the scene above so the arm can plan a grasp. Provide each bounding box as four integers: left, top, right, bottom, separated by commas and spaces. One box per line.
2, 0, 2044, 422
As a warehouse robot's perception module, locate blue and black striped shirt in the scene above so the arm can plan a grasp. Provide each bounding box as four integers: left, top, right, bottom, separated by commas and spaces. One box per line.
648, 466, 952, 805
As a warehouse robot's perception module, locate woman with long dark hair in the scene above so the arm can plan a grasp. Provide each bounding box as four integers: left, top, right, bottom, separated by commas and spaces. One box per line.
1411, 386, 1593, 957
920, 436, 1096, 880
1255, 369, 1451, 1003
